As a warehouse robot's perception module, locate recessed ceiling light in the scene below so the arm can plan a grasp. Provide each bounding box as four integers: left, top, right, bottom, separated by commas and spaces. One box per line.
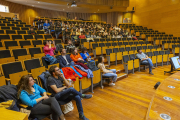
68, 6, 69, 8
98, 9, 99, 11
63, 9, 64, 10
32, 5, 34, 7
38, 2, 40, 3
94, 12, 96, 13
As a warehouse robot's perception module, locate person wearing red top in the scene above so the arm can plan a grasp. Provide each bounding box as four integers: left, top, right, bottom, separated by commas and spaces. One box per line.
70, 48, 84, 63
79, 32, 86, 39
43, 41, 56, 56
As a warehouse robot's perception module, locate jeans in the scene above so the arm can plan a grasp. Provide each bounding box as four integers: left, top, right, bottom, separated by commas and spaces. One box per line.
65, 61, 75, 67
54, 87, 84, 115
31, 97, 63, 120
103, 69, 117, 82
141, 58, 153, 73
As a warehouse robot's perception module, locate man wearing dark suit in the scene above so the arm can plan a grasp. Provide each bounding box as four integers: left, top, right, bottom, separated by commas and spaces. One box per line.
57, 48, 75, 68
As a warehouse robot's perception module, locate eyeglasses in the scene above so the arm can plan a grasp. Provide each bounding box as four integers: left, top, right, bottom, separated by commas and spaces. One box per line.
55, 69, 60, 71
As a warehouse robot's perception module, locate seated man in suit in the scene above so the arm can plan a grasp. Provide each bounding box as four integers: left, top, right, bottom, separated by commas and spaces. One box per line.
57, 48, 75, 68
136, 49, 155, 75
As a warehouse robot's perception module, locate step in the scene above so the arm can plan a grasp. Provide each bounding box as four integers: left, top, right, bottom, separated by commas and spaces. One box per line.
117, 73, 128, 81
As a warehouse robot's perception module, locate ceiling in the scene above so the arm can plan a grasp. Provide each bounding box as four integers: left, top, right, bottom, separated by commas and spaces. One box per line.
6, 0, 130, 13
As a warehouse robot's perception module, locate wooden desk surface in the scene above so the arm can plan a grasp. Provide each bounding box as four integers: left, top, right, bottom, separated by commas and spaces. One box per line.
0, 108, 28, 120
146, 71, 180, 120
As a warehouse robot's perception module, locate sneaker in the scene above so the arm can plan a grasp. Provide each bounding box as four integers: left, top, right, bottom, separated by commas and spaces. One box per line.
149, 72, 154, 75
82, 94, 93, 99
109, 83, 115, 86
79, 115, 89, 120
152, 67, 155, 69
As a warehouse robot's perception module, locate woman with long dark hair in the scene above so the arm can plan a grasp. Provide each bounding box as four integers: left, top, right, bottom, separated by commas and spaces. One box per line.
70, 48, 84, 63
17, 75, 65, 120
97, 56, 117, 86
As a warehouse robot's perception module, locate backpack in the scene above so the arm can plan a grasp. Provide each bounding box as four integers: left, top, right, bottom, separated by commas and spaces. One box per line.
38, 71, 51, 90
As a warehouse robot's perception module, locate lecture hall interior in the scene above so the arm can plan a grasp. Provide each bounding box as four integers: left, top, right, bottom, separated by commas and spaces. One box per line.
0, 0, 180, 120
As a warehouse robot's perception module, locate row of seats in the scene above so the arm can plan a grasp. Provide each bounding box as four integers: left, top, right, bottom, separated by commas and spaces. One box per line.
0, 30, 43, 34
0, 48, 44, 64
0, 23, 30, 27
0, 19, 23, 25
0, 58, 59, 85
0, 39, 61, 50
0, 18, 21, 21
0, 26, 31, 30
103, 46, 162, 65
0, 34, 53, 41
121, 50, 173, 74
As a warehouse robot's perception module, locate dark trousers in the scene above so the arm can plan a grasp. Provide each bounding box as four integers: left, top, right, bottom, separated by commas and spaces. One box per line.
55, 87, 83, 115
31, 97, 62, 120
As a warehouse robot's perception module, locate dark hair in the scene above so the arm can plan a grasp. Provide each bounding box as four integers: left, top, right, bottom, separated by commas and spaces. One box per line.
49, 65, 58, 76
60, 48, 65, 53
137, 49, 141, 52
30, 27, 34, 29
72, 48, 77, 55
98, 56, 103, 64
81, 47, 87, 53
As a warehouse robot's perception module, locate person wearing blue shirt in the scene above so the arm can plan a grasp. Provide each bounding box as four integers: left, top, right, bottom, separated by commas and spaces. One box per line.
80, 47, 94, 63
17, 75, 65, 120
43, 20, 50, 32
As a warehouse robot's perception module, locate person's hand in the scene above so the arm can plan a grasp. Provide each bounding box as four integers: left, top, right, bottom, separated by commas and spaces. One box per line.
43, 95, 49, 100
53, 41, 55, 45
49, 41, 52, 44
109, 71, 113, 73
59, 73, 64, 78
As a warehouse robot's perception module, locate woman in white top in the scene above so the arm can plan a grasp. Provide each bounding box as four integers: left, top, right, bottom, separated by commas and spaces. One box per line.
91, 32, 96, 38
97, 56, 117, 86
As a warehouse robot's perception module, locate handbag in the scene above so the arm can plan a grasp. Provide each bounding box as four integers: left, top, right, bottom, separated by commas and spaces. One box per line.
61, 101, 74, 114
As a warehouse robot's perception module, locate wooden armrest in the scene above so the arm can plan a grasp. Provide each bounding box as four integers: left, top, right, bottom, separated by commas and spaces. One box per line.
5, 78, 10, 81
46, 92, 52, 96
19, 104, 28, 108
28, 73, 32, 75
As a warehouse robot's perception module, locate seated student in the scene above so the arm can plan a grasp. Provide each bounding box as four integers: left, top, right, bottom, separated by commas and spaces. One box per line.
71, 32, 80, 47
132, 33, 138, 40
97, 56, 117, 86
47, 66, 92, 120
136, 49, 155, 75
17, 75, 65, 120
43, 20, 50, 32
91, 32, 96, 39
44, 41, 56, 56
80, 47, 94, 62
57, 48, 75, 68
70, 48, 84, 63
85, 32, 93, 42
76, 29, 81, 35
101, 33, 106, 38
28, 27, 36, 35
66, 40, 75, 53
79, 32, 86, 39
13, 15, 18, 20
106, 32, 111, 39
96, 33, 102, 38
